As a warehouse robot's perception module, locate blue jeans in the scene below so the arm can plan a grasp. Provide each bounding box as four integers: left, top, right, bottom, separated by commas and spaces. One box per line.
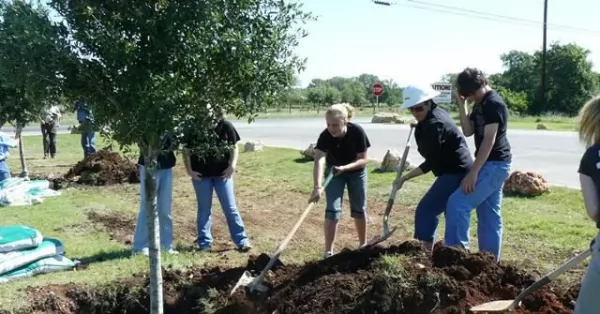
445, 161, 511, 261
414, 173, 465, 243
0, 160, 10, 182
324, 167, 368, 221
192, 177, 249, 249
80, 130, 96, 158
132, 166, 174, 251
575, 233, 600, 314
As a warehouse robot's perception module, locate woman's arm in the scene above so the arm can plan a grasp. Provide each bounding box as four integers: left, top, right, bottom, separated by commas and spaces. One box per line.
580, 174, 600, 222
228, 144, 239, 169
313, 149, 326, 188
182, 148, 193, 174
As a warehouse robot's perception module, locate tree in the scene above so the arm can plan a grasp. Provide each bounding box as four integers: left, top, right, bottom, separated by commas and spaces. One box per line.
0, 0, 70, 177
51, 0, 313, 313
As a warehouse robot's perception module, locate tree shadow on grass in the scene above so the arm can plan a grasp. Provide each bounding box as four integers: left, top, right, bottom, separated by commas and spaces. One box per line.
293, 157, 312, 164
76, 248, 132, 265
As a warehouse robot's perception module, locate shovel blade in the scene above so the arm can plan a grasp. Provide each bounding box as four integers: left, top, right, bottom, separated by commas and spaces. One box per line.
230, 270, 256, 296
365, 226, 398, 247
470, 300, 517, 312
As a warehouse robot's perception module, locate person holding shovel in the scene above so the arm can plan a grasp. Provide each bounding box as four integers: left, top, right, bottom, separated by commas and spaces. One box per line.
310, 103, 371, 259
445, 68, 512, 262
393, 83, 473, 252
573, 94, 600, 314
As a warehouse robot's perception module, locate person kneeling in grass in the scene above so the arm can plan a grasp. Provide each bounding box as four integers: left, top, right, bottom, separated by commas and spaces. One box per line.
310, 103, 371, 259
573, 94, 600, 314
182, 107, 252, 252
132, 134, 178, 256
393, 83, 473, 252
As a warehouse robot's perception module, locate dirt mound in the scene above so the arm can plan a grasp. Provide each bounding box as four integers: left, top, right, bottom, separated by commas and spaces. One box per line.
64, 150, 140, 185
15, 242, 578, 314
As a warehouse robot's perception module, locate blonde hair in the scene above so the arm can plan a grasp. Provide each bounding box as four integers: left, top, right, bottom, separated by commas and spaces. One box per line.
578, 95, 600, 147
326, 103, 355, 121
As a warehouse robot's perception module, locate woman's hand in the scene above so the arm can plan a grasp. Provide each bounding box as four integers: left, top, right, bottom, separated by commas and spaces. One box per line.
222, 165, 236, 179
309, 186, 323, 203
332, 165, 349, 174
188, 170, 202, 180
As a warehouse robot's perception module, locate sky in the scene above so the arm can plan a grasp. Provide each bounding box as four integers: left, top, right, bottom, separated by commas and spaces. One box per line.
293, 0, 600, 88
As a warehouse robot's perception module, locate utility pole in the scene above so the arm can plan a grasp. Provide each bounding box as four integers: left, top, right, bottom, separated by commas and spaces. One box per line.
541, 0, 548, 112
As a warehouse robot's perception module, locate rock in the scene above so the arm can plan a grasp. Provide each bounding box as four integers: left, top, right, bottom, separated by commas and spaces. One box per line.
503, 170, 549, 197
300, 143, 317, 160
371, 112, 412, 124
379, 149, 402, 172
244, 140, 264, 152
378, 149, 413, 172
536, 123, 548, 130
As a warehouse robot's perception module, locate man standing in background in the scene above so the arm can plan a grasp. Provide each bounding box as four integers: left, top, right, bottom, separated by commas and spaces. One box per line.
74, 97, 96, 158
40, 101, 61, 159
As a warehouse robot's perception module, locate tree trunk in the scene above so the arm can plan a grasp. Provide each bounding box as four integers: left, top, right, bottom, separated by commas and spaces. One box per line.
143, 148, 163, 314
17, 125, 28, 179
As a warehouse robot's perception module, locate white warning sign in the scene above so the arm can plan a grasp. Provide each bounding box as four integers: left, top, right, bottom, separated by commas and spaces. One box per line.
431, 82, 452, 104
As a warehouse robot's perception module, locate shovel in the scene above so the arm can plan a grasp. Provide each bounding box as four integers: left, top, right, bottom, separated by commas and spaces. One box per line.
470, 248, 591, 312
230, 171, 335, 297
365, 123, 416, 247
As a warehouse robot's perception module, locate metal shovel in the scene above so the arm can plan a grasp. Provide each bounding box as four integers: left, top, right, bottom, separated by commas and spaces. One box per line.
470, 248, 591, 312
365, 123, 416, 247
230, 171, 335, 297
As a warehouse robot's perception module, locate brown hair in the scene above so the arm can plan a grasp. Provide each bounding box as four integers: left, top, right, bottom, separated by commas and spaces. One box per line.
456, 67, 488, 97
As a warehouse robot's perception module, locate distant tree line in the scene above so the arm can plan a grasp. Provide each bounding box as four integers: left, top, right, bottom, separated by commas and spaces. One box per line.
278, 42, 600, 116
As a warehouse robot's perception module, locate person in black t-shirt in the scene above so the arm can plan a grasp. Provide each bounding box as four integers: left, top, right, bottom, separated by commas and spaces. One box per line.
310, 103, 371, 259
132, 134, 178, 256
445, 68, 512, 262
182, 107, 251, 252
394, 84, 473, 252
573, 95, 600, 314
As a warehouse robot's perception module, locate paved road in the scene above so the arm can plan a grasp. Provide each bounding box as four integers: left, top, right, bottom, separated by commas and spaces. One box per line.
6, 117, 585, 188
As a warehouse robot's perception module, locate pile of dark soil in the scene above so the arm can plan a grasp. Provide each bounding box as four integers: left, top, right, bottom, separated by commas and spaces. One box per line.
14, 242, 579, 314
64, 150, 139, 186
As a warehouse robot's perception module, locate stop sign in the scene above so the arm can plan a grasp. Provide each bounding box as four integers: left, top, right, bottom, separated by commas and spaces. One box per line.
372, 83, 384, 97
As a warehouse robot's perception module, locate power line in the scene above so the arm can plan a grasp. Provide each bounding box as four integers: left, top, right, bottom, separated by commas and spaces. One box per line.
372, 0, 600, 35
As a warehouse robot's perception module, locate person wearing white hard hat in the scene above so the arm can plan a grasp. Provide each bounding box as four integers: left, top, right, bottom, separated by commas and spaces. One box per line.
393, 83, 473, 251
445, 68, 512, 262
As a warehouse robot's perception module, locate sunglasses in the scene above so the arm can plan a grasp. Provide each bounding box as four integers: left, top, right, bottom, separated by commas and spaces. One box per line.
409, 105, 425, 113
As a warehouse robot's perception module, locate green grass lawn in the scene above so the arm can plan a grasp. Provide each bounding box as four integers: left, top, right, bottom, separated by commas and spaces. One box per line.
0, 133, 591, 311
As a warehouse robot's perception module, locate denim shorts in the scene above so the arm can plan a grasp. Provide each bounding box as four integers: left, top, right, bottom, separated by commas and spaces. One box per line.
324, 167, 367, 221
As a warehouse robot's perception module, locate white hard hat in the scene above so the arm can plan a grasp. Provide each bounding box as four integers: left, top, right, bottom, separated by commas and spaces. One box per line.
400, 84, 440, 109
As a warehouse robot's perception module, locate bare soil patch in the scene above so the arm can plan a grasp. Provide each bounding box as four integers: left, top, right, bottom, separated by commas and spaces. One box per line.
11, 242, 578, 314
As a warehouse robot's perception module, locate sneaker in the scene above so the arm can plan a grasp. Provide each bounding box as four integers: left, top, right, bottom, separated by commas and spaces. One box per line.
238, 243, 252, 252
197, 246, 212, 252
132, 248, 149, 256
324, 251, 333, 259
165, 249, 179, 255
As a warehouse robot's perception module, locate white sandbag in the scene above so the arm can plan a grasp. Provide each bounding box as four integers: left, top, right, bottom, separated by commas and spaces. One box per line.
0, 255, 79, 283
0, 225, 43, 253
0, 238, 64, 275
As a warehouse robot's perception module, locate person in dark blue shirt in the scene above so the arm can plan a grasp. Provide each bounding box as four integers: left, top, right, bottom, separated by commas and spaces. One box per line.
74, 98, 96, 158
132, 134, 178, 256
394, 84, 473, 252
445, 67, 512, 262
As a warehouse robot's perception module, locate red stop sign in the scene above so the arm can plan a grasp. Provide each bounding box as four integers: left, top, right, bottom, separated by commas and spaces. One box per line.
372, 83, 384, 97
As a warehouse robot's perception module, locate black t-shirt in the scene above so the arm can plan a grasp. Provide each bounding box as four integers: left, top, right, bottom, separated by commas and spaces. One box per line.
188, 120, 240, 177
469, 90, 512, 162
578, 144, 600, 228
138, 135, 177, 170
315, 122, 371, 172
415, 104, 473, 176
